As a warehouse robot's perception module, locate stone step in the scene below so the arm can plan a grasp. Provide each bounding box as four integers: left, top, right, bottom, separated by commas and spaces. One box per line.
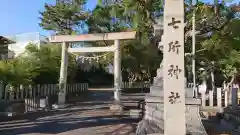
149, 87, 194, 98
145, 102, 163, 110
120, 95, 145, 101
144, 96, 208, 134
122, 103, 141, 111
145, 114, 164, 128
145, 94, 201, 105
145, 102, 203, 122
145, 105, 163, 120
147, 133, 164, 135
152, 77, 163, 86
122, 102, 139, 106
145, 108, 208, 135
149, 86, 163, 96
145, 104, 163, 113
122, 93, 146, 96
129, 109, 142, 118
145, 112, 163, 123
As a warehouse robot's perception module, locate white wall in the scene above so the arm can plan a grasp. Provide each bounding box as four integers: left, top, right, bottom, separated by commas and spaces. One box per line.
6, 32, 47, 58
8, 40, 40, 57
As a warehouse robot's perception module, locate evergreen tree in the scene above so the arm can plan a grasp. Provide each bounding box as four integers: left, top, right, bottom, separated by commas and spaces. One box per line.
39, 0, 88, 35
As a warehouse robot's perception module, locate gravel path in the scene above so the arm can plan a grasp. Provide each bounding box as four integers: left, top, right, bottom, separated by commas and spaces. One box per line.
0, 109, 137, 135
4, 88, 239, 135
0, 90, 138, 135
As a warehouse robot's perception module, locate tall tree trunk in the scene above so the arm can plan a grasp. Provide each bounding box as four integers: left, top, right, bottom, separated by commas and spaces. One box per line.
214, 0, 220, 16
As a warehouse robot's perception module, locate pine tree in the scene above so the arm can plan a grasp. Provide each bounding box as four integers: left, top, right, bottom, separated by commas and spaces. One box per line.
39, 0, 88, 35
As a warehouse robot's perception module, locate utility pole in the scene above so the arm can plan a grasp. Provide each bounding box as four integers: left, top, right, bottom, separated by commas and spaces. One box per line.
192, 0, 197, 97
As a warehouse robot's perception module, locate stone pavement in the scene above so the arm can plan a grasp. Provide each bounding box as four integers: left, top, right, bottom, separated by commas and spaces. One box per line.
0, 90, 138, 135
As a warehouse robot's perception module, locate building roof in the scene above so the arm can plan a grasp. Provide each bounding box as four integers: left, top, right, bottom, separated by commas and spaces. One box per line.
0, 36, 15, 45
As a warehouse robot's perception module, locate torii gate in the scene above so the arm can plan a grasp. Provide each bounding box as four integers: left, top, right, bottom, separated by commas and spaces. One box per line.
49, 31, 136, 107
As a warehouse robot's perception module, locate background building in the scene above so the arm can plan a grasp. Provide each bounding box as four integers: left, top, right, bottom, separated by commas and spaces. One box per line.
6, 32, 48, 58
0, 36, 15, 60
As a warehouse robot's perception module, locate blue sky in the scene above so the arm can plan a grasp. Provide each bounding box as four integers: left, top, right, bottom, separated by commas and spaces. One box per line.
0, 0, 239, 36
0, 0, 98, 36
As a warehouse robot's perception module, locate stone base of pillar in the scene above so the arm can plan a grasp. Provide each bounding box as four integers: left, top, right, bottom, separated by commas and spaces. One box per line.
56, 91, 67, 109
147, 133, 164, 135
136, 119, 163, 135
52, 104, 68, 109
109, 101, 123, 112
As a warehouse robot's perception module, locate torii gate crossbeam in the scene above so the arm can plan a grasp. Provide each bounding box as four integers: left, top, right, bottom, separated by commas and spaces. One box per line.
68, 45, 116, 53
49, 31, 136, 109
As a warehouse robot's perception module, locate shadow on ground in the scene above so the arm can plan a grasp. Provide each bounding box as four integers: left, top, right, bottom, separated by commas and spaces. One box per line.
0, 89, 138, 135
201, 107, 240, 135
0, 112, 138, 135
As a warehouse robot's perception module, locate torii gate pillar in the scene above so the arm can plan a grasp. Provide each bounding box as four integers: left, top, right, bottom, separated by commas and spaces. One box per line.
113, 39, 121, 102
58, 42, 68, 106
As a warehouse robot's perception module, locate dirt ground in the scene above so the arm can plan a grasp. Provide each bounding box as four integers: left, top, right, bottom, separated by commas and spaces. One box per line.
0, 105, 137, 135
0, 90, 137, 135
1, 88, 240, 135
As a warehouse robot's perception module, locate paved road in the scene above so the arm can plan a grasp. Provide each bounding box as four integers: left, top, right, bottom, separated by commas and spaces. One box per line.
0, 90, 138, 135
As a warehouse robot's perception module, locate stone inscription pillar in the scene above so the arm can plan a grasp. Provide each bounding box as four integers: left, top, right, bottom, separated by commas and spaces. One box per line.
163, 0, 186, 135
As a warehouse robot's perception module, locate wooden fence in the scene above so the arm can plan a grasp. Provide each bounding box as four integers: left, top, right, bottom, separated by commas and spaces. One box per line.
199, 86, 239, 111
1, 81, 237, 114
0, 83, 88, 100
121, 82, 239, 110
200, 88, 228, 108
0, 83, 88, 115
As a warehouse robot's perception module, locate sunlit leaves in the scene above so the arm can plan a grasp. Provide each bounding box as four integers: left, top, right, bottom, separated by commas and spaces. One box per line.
39, 0, 88, 34
0, 43, 79, 85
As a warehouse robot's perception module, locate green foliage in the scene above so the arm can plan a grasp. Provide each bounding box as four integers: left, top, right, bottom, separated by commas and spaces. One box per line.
0, 58, 37, 85
87, 5, 113, 33
86, 0, 163, 82
38, 0, 240, 85
39, 0, 88, 34
184, 2, 240, 84
0, 43, 77, 85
